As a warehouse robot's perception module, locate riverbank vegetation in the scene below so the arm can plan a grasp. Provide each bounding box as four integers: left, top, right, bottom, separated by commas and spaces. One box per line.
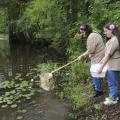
0, 0, 120, 120
0, 8, 7, 33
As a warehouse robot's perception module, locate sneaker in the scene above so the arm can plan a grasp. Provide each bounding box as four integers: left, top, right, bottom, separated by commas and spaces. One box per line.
93, 91, 104, 97
105, 97, 119, 101
104, 97, 117, 105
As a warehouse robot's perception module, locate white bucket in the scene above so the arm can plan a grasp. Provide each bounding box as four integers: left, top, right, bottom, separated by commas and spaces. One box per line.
90, 64, 107, 78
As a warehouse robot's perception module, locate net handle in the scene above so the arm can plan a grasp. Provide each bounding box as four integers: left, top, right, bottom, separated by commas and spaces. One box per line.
51, 58, 78, 74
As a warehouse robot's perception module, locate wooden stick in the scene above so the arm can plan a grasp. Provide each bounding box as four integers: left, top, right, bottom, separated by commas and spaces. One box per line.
51, 58, 78, 74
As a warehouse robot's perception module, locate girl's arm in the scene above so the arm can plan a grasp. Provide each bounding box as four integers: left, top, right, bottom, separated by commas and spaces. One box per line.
78, 50, 89, 60
98, 54, 110, 73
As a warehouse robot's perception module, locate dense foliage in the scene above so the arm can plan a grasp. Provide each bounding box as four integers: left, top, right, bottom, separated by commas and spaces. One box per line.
1, 0, 120, 47
0, 8, 7, 33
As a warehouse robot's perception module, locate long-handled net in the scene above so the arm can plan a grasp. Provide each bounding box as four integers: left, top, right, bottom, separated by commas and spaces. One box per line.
39, 58, 78, 91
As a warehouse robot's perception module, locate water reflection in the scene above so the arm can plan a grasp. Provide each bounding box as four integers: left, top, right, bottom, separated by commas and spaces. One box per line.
0, 108, 17, 120
0, 34, 69, 120
0, 35, 10, 86
9, 43, 39, 76
0, 34, 66, 80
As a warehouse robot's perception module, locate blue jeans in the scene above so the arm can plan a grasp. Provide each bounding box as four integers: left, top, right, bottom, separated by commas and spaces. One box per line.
92, 77, 102, 92
107, 70, 119, 100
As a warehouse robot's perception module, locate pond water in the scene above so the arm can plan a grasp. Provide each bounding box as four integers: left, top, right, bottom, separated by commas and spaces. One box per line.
0, 34, 70, 120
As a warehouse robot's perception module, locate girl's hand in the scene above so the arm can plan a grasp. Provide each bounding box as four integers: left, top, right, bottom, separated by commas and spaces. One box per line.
78, 56, 82, 60
97, 66, 103, 73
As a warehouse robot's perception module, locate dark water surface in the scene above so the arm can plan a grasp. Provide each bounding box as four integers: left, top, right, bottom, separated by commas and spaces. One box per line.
0, 34, 70, 120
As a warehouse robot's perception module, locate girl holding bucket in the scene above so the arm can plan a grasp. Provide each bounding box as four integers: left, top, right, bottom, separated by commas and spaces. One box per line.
78, 24, 105, 97
98, 23, 120, 105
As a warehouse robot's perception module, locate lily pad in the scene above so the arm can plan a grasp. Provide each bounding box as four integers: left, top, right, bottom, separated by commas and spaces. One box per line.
1, 104, 8, 108
11, 104, 17, 108
17, 116, 23, 120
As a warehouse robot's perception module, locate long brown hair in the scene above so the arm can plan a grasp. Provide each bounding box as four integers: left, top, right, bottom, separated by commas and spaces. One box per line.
104, 23, 120, 50
80, 24, 93, 37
